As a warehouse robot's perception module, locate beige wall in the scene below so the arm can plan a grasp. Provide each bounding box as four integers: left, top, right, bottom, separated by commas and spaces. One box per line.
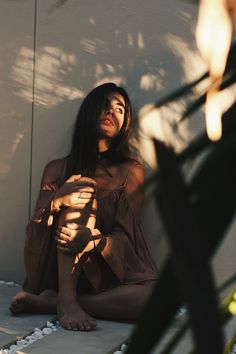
0, 0, 235, 294
0, 1, 34, 282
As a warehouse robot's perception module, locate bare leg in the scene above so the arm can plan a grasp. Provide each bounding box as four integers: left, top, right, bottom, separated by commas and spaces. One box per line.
9, 289, 57, 315
78, 282, 155, 322
56, 200, 97, 331
10, 200, 97, 330
57, 250, 97, 331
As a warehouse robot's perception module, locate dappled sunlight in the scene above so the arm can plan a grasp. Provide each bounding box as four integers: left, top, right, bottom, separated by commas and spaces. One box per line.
137, 32, 145, 49
10, 46, 85, 108
9, 47, 34, 104
138, 101, 191, 169
0, 111, 25, 175
94, 62, 126, 87
140, 69, 166, 91
164, 34, 206, 82
137, 33, 206, 169
11, 132, 24, 154
89, 16, 96, 25
0, 326, 18, 335
95, 76, 126, 88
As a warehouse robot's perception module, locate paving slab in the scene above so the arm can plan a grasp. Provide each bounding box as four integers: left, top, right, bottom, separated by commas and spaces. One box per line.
22, 320, 133, 354
0, 283, 55, 349
0, 283, 133, 354
151, 313, 236, 354
1, 282, 235, 354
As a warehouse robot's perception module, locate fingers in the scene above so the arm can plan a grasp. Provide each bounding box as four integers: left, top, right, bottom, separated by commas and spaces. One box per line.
67, 174, 82, 182
58, 226, 72, 236
68, 176, 97, 188
56, 227, 73, 246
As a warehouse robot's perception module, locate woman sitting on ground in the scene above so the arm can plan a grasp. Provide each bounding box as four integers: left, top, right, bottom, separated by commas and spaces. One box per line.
10, 82, 158, 331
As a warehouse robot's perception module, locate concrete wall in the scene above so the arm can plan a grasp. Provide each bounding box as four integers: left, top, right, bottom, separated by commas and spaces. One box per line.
0, 0, 235, 295
0, 0, 35, 282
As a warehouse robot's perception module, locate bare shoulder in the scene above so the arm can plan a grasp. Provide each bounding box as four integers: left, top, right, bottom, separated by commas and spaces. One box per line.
41, 158, 65, 186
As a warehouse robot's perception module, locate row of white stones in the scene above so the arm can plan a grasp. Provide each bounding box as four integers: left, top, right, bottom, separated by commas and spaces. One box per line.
113, 343, 128, 354
0, 280, 61, 354
0, 281, 20, 287
0, 320, 61, 354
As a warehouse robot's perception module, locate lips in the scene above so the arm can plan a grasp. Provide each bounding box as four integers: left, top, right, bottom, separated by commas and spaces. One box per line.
100, 117, 114, 126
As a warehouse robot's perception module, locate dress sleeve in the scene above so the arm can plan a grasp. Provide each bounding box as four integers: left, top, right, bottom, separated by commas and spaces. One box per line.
89, 161, 157, 285
23, 162, 62, 294
32, 184, 59, 225
123, 161, 145, 218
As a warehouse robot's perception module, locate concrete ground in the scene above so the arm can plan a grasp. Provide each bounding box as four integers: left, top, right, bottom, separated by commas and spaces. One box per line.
0, 283, 235, 354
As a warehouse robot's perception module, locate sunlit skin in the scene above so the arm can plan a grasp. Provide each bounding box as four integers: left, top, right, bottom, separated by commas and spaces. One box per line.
98, 92, 126, 151
196, 0, 236, 141
10, 91, 154, 331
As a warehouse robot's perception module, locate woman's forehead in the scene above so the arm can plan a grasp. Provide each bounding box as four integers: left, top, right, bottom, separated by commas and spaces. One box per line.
106, 91, 126, 107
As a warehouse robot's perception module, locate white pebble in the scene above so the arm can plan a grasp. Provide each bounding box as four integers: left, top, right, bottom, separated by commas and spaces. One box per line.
28, 338, 36, 344
18, 339, 28, 347
34, 327, 41, 332
0, 280, 6, 284
9, 345, 17, 351
3, 320, 58, 353
113, 351, 122, 354
42, 327, 53, 335
46, 321, 54, 327
6, 282, 14, 286
32, 331, 43, 339
121, 343, 127, 352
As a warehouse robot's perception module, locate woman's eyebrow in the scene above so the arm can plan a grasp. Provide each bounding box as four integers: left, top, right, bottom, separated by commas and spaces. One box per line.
112, 97, 125, 108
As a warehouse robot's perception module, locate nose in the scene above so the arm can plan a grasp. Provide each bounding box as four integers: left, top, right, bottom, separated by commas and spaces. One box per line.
104, 107, 114, 116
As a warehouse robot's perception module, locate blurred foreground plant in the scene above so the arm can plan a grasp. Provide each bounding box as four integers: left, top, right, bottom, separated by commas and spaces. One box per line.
126, 42, 236, 354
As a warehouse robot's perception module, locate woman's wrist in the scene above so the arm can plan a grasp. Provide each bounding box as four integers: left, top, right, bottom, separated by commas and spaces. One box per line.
91, 229, 106, 253
52, 197, 61, 213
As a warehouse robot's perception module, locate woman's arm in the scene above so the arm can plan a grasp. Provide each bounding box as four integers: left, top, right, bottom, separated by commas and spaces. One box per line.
23, 160, 96, 293
55, 162, 147, 273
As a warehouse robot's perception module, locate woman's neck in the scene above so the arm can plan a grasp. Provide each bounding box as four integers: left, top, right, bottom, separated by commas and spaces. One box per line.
98, 139, 110, 153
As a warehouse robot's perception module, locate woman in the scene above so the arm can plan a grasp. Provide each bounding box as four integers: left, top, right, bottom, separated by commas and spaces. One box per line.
10, 83, 158, 331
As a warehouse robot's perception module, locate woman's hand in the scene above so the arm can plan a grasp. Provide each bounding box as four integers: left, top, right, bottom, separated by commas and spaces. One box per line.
53, 175, 97, 211
55, 225, 94, 254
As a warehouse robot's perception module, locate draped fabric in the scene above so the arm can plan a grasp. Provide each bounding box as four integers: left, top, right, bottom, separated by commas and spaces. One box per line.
23, 157, 158, 295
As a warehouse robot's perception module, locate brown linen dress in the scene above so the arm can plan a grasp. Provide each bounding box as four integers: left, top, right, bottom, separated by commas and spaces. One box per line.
23, 158, 158, 295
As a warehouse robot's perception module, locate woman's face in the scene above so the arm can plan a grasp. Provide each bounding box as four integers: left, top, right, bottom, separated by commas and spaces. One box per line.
98, 91, 126, 140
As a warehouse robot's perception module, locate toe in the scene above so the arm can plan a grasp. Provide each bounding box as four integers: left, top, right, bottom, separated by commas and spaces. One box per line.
90, 318, 97, 329
84, 320, 91, 331
78, 321, 86, 331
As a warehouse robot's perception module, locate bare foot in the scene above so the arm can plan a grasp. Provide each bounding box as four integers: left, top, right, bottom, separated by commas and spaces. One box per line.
57, 297, 97, 331
9, 290, 57, 315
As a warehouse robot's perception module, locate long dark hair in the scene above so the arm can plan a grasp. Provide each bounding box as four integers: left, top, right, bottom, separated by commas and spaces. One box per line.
66, 82, 133, 178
